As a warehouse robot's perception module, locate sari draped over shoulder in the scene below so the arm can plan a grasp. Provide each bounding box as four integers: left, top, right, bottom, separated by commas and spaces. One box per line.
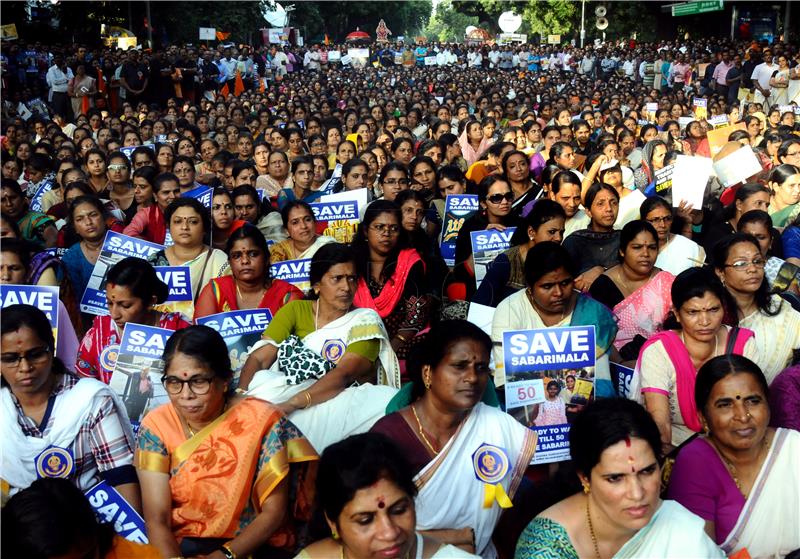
136, 397, 318, 548
205, 275, 303, 316
720, 428, 800, 558
353, 248, 422, 319
269, 236, 335, 264
612, 271, 675, 351
413, 403, 537, 559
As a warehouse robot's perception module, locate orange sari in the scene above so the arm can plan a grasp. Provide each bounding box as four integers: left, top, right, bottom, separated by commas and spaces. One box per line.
136, 397, 317, 548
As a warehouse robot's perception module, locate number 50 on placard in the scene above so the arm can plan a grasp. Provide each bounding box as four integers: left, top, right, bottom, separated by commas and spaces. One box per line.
504, 378, 545, 410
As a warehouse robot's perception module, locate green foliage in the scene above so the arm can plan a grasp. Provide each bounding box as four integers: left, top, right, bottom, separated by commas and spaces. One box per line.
424, 0, 479, 42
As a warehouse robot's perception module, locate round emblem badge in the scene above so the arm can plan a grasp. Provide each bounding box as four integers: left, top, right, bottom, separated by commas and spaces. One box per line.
35, 446, 74, 479
99, 344, 120, 374
471, 443, 509, 485
322, 339, 346, 363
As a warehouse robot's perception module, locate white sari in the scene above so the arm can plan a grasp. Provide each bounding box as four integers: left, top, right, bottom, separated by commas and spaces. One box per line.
721, 428, 800, 559
414, 402, 537, 559
247, 307, 400, 453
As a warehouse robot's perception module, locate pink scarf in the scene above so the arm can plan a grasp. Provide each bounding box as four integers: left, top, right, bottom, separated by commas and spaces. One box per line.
354, 248, 422, 318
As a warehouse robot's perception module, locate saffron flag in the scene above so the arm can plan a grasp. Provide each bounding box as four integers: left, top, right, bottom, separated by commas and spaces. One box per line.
216, 31, 230, 41
234, 70, 245, 97
219, 82, 230, 97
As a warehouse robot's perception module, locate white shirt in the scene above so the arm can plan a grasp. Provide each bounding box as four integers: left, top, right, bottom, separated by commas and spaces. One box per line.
750, 62, 775, 91
46, 65, 73, 93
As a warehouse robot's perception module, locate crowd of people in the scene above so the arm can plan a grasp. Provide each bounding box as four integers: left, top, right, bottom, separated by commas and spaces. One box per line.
2, 31, 800, 559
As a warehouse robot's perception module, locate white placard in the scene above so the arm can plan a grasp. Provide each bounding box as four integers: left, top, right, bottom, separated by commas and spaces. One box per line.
199, 27, 216, 41
713, 145, 763, 188
671, 155, 712, 210
466, 302, 496, 337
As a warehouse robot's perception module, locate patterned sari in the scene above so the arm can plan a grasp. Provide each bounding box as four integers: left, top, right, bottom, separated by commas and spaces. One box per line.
136, 397, 317, 549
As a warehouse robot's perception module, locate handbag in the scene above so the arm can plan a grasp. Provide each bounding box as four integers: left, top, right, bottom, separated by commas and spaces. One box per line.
277, 335, 335, 385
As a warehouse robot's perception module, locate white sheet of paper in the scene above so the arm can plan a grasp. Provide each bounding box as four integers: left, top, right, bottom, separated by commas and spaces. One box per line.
671, 155, 712, 210
712, 145, 763, 188
466, 302, 496, 337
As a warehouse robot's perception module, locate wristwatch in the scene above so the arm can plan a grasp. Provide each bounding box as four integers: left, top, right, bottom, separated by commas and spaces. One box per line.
219, 543, 236, 559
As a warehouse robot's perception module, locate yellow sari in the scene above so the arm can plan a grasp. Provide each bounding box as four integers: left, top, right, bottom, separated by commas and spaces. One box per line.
136, 397, 317, 548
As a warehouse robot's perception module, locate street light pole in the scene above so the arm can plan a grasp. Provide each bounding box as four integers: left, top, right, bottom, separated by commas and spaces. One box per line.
580, 0, 586, 48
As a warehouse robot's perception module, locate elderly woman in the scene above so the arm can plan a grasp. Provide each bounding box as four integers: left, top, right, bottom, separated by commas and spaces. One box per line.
668, 355, 799, 556
515, 399, 722, 558
589, 221, 675, 361
712, 233, 800, 383
1, 305, 139, 508
633, 268, 758, 450
268, 200, 335, 264
76, 258, 190, 383
492, 242, 618, 394
371, 320, 536, 558
239, 243, 400, 453
195, 223, 303, 319
135, 325, 318, 559
298, 433, 478, 559
257, 150, 292, 199
767, 164, 800, 228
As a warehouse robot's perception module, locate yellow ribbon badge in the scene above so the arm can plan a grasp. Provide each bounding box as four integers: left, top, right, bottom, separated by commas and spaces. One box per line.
472, 443, 513, 509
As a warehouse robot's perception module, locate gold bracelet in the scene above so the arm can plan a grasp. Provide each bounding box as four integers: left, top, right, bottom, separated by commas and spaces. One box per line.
396, 333, 409, 343
221, 542, 237, 559
303, 390, 312, 408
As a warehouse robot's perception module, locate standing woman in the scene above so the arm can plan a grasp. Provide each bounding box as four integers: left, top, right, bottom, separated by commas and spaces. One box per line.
640, 197, 706, 276
68, 64, 97, 117
123, 172, 181, 244
76, 257, 190, 383
269, 200, 335, 264
195, 223, 303, 319
767, 164, 800, 228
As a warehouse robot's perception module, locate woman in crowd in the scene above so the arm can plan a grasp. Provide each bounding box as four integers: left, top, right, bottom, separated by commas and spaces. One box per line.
147, 197, 229, 319
640, 196, 706, 275
123, 172, 181, 244
492, 242, 618, 395
548, 170, 589, 237
668, 355, 799, 556
473, 199, 566, 308
297, 433, 478, 559
737, 210, 782, 262
562, 182, 621, 291
634, 267, 759, 450
767, 164, 800, 228
590, 220, 675, 361
633, 139, 668, 192
379, 161, 411, 202
269, 200, 335, 264
703, 182, 772, 252
712, 233, 800, 383
501, 150, 539, 217
372, 320, 537, 557
458, 120, 490, 168
210, 186, 244, 251
0, 305, 139, 507
155, 143, 175, 174
515, 398, 722, 558
239, 243, 400, 452
76, 257, 190, 383
351, 200, 431, 360
132, 165, 157, 209
195, 223, 303, 319
1, 179, 57, 249
529, 125, 561, 182
135, 325, 318, 559
231, 184, 287, 242
83, 149, 108, 194
258, 150, 292, 199
277, 155, 325, 209
409, 156, 438, 202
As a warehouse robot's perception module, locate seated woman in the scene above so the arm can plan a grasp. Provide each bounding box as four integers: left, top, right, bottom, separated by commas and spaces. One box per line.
371, 320, 537, 558
1, 178, 57, 249
210, 186, 246, 252
767, 163, 800, 228
702, 183, 772, 254
396, 189, 449, 300
136, 325, 318, 559
276, 155, 325, 209
515, 398, 722, 559
640, 196, 706, 276
473, 199, 566, 308
549, 170, 590, 238
712, 233, 800, 383
147, 197, 230, 320
268, 200, 335, 264
633, 267, 758, 450
668, 355, 799, 556
589, 221, 675, 361
76, 257, 190, 383
297, 433, 478, 559
377, 161, 411, 203
562, 182, 621, 292
232, 184, 287, 243
195, 223, 303, 319
492, 242, 618, 395
122, 172, 180, 245
501, 150, 540, 218
2, 478, 160, 558
352, 200, 431, 361
0, 305, 139, 508
239, 243, 400, 453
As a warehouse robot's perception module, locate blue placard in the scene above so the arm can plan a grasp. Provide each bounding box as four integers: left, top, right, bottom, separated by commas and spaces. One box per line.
102, 231, 163, 259
28, 178, 55, 212
182, 184, 213, 209
119, 144, 151, 162
470, 228, 516, 253
0, 284, 59, 326
310, 200, 359, 221
196, 309, 273, 378
502, 326, 596, 376
440, 194, 479, 267
119, 323, 173, 358
85, 481, 148, 543
154, 266, 192, 302
610, 362, 635, 399
270, 258, 311, 287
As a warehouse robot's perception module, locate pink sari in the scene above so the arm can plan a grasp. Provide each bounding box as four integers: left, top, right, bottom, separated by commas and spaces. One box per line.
613, 271, 675, 350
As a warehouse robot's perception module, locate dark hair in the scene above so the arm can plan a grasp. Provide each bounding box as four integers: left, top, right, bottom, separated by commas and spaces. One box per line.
106, 150, 131, 170
162, 325, 232, 381
1, 178, 25, 197
309, 243, 356, 293
524, 241, 576, 287
226, 223, 271, 279
510, 199, 566, 246
0, 237, 32, 271
767, 163, 800, 186
711, 232, 779, 316
164, 197, 210, 235
379, 161, 408, 184
0, 304, 64, 386
664, 267, 736, 330
291, 154, 314, 175
132, 165, 157, 185
2, 478, 116, 557
570, 398, 662, 476
231, 185, 264, 221
639, 195, 672, 219
67, 195, 107, 234
618, 220, 659, 260
695, 355, 770, 416
477, 175, 510, 201
106, 257, 169, 305
550, 170, 581, 195
352, 200, 405, 282
281, 199, 315, 228
584, 182, 619, 212
342, 157, 368, 177
154, 172, 179, 193
737, 209, 773, 239
316, 433, 417, 524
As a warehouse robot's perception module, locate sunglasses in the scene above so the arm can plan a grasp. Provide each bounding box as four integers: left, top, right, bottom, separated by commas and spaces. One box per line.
486, 192, 514, 204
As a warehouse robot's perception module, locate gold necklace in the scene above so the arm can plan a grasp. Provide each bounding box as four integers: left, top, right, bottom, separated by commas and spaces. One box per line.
236, 282, 267, 305
711, 433, 769, 499
526, 288, 567, 324
586, 497, 601, 559
411, 403, 439, 455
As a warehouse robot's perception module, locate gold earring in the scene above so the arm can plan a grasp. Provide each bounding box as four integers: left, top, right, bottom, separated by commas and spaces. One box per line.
582, 482, 590, 494
424, 375, 431, 390
331, 526, 339, 540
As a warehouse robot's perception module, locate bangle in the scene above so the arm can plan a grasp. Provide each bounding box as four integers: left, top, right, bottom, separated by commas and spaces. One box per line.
219, 543, 237, 559
234, 387, 247, 395
303, 390, 312, 408
396, 333, 409, 343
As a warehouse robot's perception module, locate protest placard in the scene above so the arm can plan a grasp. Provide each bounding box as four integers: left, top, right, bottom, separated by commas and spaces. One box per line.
0, 285, 59, 350
440, 194, 479, 267
671, 155, 712, 210
314, 189, 367, 244
81, 232, 163, 316
713, 145, 762, 188
28, 177, 55, 212
196, 309, 273, 384
706, 122, 746, 157
610, 362, 635, 399
645, 102, 658, 122
692, 98, 707, 120
470, 227, 516, 289
110, 323, 174, 429
85, 481, 148, 543
502, 326, 596, 464
270, 258, 311, 292
654, 164, 674, 196
152, 266, 193, 318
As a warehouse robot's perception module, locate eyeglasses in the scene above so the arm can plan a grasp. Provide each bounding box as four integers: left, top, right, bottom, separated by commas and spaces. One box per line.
486, 192, 514, 204
107, 164, 127, 171
724, 258, 767, 271
161, 375, 215, 395
370, 223, 401, 235
383, 178, 409, 186
1, 346, 51, 368
646, 215, 674, 225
